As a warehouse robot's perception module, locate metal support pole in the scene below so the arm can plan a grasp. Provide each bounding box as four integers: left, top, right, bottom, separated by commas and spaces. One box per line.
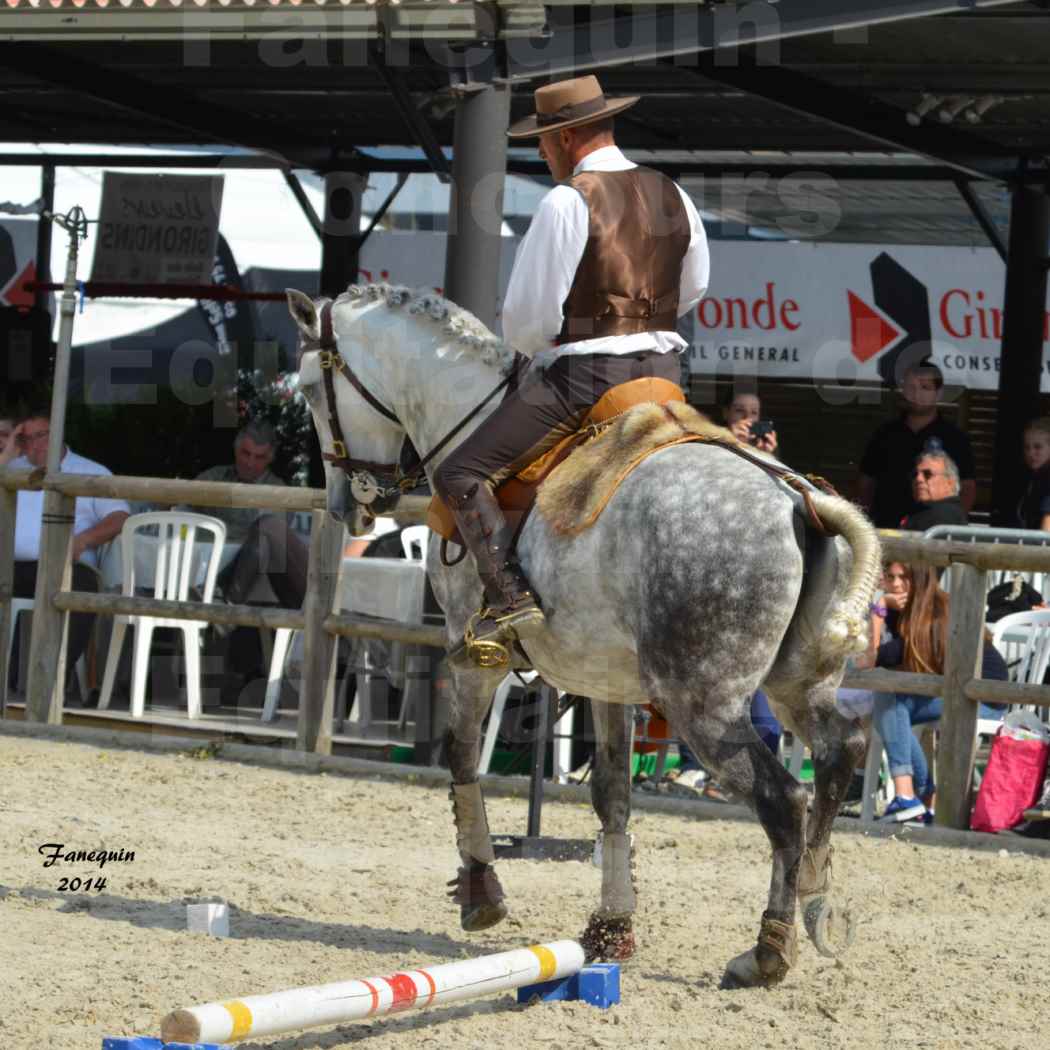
991, 183, 1050, 523
525, 684, 554, 838
24, 209, 85, 724
443, 82, 510, 332
34, 163, 54, 315
319, 171, 365, 298
313, 171, 365, 487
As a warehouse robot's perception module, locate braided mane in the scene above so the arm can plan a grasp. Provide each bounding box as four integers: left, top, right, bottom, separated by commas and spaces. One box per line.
337, 283, 515, 375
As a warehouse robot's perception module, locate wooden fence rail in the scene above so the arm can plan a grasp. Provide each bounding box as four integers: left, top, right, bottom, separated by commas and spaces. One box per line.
4, 467, 1050, 829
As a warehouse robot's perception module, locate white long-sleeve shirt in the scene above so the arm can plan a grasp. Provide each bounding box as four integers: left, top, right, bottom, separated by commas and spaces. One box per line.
501, 145, 709, 366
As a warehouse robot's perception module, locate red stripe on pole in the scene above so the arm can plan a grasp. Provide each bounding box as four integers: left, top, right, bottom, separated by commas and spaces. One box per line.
361, 980, 380, 1016
385, 973, 418, 1013
414, 969, 437, 1007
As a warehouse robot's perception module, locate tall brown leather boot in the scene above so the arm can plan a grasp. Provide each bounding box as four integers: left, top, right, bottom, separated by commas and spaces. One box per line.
448, 483, 545, 666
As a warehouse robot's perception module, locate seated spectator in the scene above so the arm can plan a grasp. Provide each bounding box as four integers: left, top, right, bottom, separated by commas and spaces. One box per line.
900, 450, 968, 531
0, 415, 13, 457
856, 360, 976, 528
0, 406, 129, 698
1017, 416, 1050, 531
184, 421, 308, 611
723, 387, 778, 456
856, 560, 1006, 824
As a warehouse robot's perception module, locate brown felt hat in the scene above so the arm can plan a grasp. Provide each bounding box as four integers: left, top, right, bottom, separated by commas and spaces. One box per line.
507, 75, 639, 139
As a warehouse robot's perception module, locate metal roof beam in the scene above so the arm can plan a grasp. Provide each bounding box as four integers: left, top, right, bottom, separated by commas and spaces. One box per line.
505, 0, 1022, 81
0, 42, 322, 167
682, 55, 1020, 182
954, 178, 1008, 263
370, 43, 452, 184
0, 151, 999, 182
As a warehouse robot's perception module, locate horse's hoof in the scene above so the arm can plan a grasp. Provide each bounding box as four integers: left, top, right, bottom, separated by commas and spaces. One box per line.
447, 864, 507, 933
461, 900, 508, 932
580, 913, 636, 962
721, 912, 797, 989
801, 896, 855, 959
720, 945, 791, 990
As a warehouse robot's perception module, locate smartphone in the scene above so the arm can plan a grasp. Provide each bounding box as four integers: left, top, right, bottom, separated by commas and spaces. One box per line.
750, 419, 775, 443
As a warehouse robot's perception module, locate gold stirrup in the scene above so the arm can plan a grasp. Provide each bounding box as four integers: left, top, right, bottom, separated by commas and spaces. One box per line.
463, 609, 512, 669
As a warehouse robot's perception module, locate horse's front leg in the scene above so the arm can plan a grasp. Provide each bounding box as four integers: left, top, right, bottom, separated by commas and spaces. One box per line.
581, 701, 637, 962
796, 688, 866, 958
445, 668, 509, 932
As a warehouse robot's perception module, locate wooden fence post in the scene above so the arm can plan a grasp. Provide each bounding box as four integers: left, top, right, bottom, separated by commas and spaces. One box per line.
297, 509, 344, 755
25, 490, 76, 724
0, 487, 16, 718
937, 562, 987, 830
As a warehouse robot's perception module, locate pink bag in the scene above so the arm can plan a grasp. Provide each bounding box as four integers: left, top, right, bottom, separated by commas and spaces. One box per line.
971, 727, 1050, 834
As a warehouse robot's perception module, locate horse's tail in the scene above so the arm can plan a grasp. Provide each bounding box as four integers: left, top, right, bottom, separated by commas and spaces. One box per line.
805, 491, 883, 659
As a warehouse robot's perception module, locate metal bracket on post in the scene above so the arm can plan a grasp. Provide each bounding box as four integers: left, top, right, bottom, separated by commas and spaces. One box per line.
492, 683, 593, 862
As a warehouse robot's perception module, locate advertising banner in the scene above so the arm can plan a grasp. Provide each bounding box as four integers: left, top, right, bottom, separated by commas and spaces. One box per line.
91, 173, 224, 285
683, 242, 1050, 391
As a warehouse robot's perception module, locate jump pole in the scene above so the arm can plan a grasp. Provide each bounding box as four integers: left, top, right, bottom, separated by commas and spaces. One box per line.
157, 940, 609, 1045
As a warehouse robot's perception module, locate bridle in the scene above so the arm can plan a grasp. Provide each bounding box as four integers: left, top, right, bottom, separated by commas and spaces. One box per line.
305, 298, 514, 511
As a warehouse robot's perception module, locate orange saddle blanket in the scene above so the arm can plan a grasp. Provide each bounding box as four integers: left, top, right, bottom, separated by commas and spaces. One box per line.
427, 376, 686, 544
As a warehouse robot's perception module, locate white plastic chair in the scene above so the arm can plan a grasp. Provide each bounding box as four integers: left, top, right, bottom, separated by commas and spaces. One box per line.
400, 525, 430, 563
262, 527, 433, 724
97, 512, 226, 719
923, 525, 1050, 597
479, 672, 574, 782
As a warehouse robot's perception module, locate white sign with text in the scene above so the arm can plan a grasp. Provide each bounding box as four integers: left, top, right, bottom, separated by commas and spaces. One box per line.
91, 173, 224, 285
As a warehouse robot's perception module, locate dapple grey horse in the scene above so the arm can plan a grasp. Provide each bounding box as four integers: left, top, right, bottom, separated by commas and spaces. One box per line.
287, 284, 881, 988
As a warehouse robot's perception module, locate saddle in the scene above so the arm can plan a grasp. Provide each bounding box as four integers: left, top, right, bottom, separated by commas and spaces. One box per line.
426, 376, 686, 546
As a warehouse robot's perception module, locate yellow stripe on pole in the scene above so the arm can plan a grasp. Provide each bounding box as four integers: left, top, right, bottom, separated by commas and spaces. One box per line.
527, 945, 557, 981
222, 999, 254, 1040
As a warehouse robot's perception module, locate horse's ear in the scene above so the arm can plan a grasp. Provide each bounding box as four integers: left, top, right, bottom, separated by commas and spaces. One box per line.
286, 288, 321, 342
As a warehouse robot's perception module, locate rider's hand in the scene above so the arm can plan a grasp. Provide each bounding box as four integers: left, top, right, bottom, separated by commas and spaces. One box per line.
883, 591, 908, 612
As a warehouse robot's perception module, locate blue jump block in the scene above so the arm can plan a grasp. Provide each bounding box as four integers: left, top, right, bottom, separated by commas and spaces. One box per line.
102, 1039, 227, 1050
516, 963, 620, 1009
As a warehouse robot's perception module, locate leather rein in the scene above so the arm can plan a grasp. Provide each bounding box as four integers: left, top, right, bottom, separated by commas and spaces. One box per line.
308, 298, 513, 508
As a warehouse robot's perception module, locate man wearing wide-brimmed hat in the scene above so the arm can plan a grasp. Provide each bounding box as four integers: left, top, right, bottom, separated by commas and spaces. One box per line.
435, 74, 709, 658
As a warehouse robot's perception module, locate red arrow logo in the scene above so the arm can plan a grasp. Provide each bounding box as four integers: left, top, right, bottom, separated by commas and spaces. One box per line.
848, 290, 903, 362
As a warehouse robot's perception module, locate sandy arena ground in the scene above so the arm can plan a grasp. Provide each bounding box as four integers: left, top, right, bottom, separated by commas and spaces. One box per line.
2, 730, 1046, 1050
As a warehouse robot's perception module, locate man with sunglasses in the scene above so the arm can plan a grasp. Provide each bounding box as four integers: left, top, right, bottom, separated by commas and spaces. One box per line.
900, 450, 968, 531
0, 406, 129, 700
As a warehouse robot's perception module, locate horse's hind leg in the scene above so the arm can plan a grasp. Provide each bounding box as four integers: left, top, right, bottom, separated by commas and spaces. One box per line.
581, 702, 637, 962
797, 690, 866, 958
445, 672, 508, 932
671, 696, 808, 989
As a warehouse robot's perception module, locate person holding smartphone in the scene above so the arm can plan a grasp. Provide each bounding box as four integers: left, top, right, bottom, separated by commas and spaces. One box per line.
723, 389, 778, 455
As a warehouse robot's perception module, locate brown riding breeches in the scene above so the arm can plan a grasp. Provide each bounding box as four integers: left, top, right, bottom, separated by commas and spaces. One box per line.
434, 349, 681, 501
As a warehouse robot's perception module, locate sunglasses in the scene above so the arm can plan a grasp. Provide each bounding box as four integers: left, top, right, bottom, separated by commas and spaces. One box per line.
913, 468, 945, 480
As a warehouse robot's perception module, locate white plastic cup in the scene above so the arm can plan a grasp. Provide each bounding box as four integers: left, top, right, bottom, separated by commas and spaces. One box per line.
187, 902, 230, 937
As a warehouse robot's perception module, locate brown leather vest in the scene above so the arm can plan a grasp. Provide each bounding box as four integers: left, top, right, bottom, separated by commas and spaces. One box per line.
558, 166, 691, 345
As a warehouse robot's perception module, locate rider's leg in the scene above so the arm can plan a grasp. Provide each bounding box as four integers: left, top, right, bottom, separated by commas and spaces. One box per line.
434, 370, 584, 652
434, 350, 681, 658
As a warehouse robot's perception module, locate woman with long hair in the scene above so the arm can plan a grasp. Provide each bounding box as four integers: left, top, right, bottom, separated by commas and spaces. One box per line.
869, 562, 1007, 823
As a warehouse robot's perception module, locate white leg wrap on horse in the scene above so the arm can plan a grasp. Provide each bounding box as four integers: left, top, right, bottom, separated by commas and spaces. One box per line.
450, 781, 496, 866
599, 832, 636, 917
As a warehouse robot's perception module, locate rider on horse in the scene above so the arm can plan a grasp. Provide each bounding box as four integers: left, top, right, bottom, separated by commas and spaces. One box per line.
435, 74, 710, 660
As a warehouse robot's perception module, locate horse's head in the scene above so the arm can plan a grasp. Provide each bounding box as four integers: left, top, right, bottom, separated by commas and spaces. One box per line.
286, 288, 406, 536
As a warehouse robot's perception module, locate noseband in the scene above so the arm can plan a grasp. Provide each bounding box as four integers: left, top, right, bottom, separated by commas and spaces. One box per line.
304, 298, 514, 512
